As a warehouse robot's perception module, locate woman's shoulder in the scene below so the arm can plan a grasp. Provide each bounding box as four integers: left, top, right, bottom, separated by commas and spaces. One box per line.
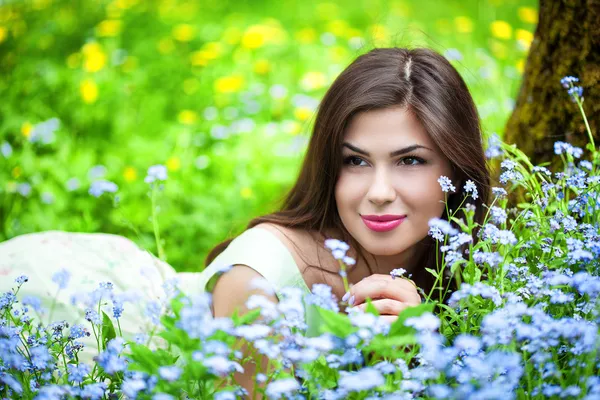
251, 223, 340, 285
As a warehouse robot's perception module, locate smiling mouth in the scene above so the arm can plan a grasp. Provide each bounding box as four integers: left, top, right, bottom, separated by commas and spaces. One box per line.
360, 214, 407, 232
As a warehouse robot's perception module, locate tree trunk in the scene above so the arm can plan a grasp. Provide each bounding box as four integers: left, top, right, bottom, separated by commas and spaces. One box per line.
504, 0, 600, 168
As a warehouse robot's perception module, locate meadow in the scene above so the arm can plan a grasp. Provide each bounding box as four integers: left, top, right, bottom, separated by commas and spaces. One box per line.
0, 0, 538, 271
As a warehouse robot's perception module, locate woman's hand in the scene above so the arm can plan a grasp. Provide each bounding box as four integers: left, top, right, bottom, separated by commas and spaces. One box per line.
342, 274, 422, 323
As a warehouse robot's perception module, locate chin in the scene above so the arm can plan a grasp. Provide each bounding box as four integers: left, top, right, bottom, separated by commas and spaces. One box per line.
360, 238, 408, 256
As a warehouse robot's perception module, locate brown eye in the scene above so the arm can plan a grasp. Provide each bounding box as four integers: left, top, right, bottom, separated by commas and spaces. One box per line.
399, 156, 426, 166
343, 156, 367, 167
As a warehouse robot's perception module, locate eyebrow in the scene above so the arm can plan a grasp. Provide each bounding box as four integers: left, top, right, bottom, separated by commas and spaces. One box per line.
342, 142, 433, 157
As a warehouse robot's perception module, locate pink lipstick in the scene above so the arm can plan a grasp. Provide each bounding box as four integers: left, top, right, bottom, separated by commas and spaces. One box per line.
361, 214, 406, 232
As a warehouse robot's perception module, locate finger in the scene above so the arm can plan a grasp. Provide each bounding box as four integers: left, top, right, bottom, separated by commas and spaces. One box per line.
347, 276, 421, 306
354, 299, 411, 315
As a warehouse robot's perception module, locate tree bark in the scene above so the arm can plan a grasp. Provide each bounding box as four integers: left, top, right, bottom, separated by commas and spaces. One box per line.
504, 0, 600, 168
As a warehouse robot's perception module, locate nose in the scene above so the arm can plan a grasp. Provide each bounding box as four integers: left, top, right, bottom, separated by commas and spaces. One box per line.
367, 168, 396, 206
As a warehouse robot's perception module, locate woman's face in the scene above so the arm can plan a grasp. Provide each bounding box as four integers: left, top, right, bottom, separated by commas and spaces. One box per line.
335, 106, 456, 258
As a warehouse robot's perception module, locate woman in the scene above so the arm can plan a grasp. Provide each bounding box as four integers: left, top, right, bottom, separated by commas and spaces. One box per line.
200, 47, 490, 393
0, 47, 490, 392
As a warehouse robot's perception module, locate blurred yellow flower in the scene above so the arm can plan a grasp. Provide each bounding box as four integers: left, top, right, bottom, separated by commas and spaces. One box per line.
21, 122, 32, 138
157, 38, 175, 54
516, 29, 533, 50
0, 27, 7, 44
12, 166, 21, 178
82, 42, 106, 72
172, 24, 195, 42
96, 19, 122, 37
254, 59, 270, 75
178, 110, 197, 125
518, 7, 538, 24
490, 20, 512, 40
80, 79, 99, 104
454, 16, 474, 33
295, 28, 316, 44
329, 45, 348, 62
190, 51, 208, 67
516, 59, 525, 73
489, 40, 507, 59
166, 157, 181, 171
241, 23, 287, 49
327, 20, 349, 37
115, 0, 139, 10
294, 107, 313, 121
190, 43, 222, 67
123, 166, 137, 182
369, 24, 388, 43
183, 78, 199, 95
300, 71, 326, 91
215, 75, 244, 93
240, 187, 252, 199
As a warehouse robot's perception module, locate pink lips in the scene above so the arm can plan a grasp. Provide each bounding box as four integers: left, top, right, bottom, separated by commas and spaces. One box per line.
361, 214, 406, 232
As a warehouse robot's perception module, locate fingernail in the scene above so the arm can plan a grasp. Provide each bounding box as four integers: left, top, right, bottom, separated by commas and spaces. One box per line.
348, 295, 355, 306
342, 292, 350, 302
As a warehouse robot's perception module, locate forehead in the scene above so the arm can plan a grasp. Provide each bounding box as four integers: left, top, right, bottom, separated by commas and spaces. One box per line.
343, 106, 435, 148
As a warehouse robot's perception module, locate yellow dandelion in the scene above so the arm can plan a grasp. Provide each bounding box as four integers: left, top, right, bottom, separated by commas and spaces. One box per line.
190, 51, 208, 67
214, 75, 244, 94
242, 25, 267, 49
172, 24, 195, 42
254, 59, 270, 75
182, 78, 199, 95
203, 42, 222, 59
240, 187, 252, 199
295, 27, 316, 44
157, 38, 175, 54
518, 7, 538, 24
294, 107, 313, 121
454, 16, 474, 33
21, 122, 32, 138
516, 29, 534, 50
96, 19, 122, 37
82, 42, 106, 72
80, 79, 98, 104
515, 59, 525, 73
490, 20, 512, 40
489, 40, 507, 59
178, 110, 197, 125
370, 24, 388, 43
123, 166, 137, 182
166, 156, 181, 172
0, 26, 7, 44
327, 20, 349, 37
300, 71, 327, 91
12, 166, 21, 178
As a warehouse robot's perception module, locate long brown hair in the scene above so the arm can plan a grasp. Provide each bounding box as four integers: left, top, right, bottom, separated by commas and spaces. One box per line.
206, 47, 490, 298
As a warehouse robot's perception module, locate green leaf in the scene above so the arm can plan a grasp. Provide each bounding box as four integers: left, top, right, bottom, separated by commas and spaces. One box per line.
364, 298, 379, 316
101, 311, 116, 350
388, 302, 435, 336
425, 268, 439, 279
315, 306, 357, 338
231, 308, 262, 326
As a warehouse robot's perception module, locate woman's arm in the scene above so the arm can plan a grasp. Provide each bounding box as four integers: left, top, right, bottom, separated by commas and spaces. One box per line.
212, 264, 279, 399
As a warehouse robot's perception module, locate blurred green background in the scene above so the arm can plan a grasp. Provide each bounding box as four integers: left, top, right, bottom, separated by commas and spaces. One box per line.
0, 0, 537, 272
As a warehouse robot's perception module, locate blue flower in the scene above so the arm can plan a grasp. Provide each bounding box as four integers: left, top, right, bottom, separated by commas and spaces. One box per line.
112, 299, 124, 319
560, 76, 579, 88
84, 309, 101, 326
30, 346, 54, 371
79, 382, 107, 400
306, 284, 339, 312
338, 368, 385, 392
1, 141, 12, 158
437, 176, 456, 193
567, 86, 584, 102
145, 164, 168, 184
121, 377, 147, 399
67, 363, 91, 384
390, 268, 407, 279
15, 275, 28, 285
0, 291, 16, 310
0, 372, 23, 395
266, 378, 300, 399
29, 118, 60, 145
428, 218, 458, 241
17, 183, 32, 197
51, 269, 71, 290
554, 141, 583, 158
463, 180, 478, 200
405, 312, 440, 331
95, 338, 127, 375
88, 180, 118, 197
158, 365, 182, 382
485, 133, 504, 159
491, 187, 507, 198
